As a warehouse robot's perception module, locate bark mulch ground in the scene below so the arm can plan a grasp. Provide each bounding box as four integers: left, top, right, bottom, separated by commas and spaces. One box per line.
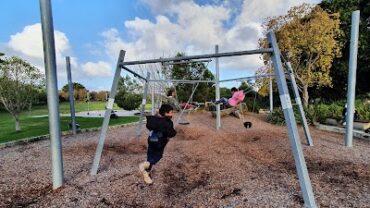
0, 113, 369, 207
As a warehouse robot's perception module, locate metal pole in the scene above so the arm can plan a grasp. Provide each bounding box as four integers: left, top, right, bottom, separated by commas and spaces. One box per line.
162, 59, 212, 66
66, 56, 77, 135
286, 62, 313, 146
122, 48, 273, 66
215, 45, 221, 129
137, 72, 150, 136
90, 50, 125, 175
151, 84, 155, 115
148, 79, 216, 84
269, 61, 273, 113
267, 31, 316, 208
219, 74, 275, 83
345, 10, 360, 147
39, 0, 64, 189
122, 66, 147, 81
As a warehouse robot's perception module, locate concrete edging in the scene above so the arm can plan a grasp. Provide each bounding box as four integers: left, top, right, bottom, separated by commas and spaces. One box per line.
315, 123, 370, 141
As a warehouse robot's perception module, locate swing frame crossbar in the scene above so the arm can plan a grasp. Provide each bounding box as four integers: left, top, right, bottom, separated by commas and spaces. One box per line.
161, 59, 212, 66
90, 32, 317, 207
120, 48, 273, 66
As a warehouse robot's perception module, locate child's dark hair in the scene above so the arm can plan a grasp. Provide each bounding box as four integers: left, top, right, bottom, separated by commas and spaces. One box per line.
159, 104, 174, 116
167, 88, 175, 96
231, 87, 238, 92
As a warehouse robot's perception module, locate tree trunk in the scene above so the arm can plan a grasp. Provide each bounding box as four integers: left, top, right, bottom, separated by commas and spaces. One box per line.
15, 115, 21, 132
303, 85, 309, 108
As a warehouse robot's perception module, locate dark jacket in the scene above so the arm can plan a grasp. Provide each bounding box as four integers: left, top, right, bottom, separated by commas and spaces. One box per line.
146, 115, 177, 139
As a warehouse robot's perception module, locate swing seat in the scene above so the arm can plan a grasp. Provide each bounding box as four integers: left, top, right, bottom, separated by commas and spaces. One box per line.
210, 103, 247, 118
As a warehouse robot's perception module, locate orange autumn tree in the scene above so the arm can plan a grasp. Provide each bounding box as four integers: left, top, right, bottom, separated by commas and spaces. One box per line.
259, 4, 342, 107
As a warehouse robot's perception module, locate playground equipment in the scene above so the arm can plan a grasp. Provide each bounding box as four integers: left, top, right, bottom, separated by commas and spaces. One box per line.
39, 0, 361, 207
89, 34, 316, 207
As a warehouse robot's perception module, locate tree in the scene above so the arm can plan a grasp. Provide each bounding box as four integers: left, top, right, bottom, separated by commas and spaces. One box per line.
0, 52, 4, 63
167, 53, 215, 103
115, 75, 143, 110
0, 57, 42, 131
96, 91, 108, 101
260, 4, 342, 107
61, 82, 87, 101
319, 0, 370, 100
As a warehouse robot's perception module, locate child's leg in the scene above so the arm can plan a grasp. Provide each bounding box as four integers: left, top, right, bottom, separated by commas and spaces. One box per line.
147, 139, 167, 166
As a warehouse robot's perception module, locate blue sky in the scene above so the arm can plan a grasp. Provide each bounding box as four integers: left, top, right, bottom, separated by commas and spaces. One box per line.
0, 0, 321, 91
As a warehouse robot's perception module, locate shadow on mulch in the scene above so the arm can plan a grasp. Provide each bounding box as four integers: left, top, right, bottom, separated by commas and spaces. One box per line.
163, 155, 210, 198
278, 159, 370, 186
3, 184, 53, 208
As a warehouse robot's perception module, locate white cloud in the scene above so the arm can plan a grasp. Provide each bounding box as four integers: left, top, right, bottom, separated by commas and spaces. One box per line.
81, 61, 113, 77
101, 0, 322, 73
8, 23, 70, 65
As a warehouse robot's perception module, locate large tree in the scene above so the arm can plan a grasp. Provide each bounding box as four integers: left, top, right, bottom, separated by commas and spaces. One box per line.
61, 82, 87, 101
167, 53, 215, 103
0, 57, 42, 131
260, 4, 342, 107
319, 0, 370, 99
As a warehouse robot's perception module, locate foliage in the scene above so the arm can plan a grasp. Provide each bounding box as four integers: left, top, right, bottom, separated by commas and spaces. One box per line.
260, 4, 342, 107
268, 99, 370, 125
220, 87, 231, 98
0, 56, 42, 131
60, 82, 87, 101
95, 91, 108, 101
115, 91, 142, 111
118, 75, 142, 94
319, 0, 370, 99
166, 53, 215, 103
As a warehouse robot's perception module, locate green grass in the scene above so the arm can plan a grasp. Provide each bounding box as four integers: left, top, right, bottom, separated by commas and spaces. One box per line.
0, 101, 154, 143
0, 116, 139, 144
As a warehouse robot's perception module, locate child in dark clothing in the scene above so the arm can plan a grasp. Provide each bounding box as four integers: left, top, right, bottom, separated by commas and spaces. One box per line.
139, 104, 177, 184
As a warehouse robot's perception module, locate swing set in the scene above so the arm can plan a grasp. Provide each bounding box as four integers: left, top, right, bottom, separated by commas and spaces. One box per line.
89, 32, 318, 207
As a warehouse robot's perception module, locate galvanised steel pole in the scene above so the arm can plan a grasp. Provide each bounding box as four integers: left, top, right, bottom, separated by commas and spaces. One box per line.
91, 50, 125, 175
151, 84, 155, 115
269, 61, 273, 113
215, 45, 221, 129
39, 0, 64, 189
66, 56, 77, 135
286, 62, 313, 146
137, 72, 151, 136
267, 31, 316, 208
345, 10, 360, 147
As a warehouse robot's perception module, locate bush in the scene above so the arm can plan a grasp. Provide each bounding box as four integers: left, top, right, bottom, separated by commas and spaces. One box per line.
244, 99, 260, 113
267, 99, 370, 125
115, 91, 142, 111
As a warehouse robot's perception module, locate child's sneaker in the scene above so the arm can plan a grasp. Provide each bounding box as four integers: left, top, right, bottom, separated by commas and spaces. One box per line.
142, 171, 153, 184
139, 161, 150, 173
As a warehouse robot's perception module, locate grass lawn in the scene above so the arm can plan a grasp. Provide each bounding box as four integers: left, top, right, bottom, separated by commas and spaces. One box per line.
0, 101, 153, 143
0, 116, 139, 144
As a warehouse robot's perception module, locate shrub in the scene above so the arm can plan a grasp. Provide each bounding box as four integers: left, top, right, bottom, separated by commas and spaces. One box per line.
115, 91, 142, 111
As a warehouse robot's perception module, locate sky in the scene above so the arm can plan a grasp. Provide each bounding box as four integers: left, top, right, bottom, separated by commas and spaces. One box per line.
0, 0, 321, 91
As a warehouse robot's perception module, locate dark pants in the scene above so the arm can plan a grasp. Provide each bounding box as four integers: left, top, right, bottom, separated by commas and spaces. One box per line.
147, 137, 168, 166
215, 97, 232, 108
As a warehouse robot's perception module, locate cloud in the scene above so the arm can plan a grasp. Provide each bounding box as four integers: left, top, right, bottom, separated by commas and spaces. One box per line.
101, 0, 321, 73
8, 23, 70, 65
81, 61, 113, 77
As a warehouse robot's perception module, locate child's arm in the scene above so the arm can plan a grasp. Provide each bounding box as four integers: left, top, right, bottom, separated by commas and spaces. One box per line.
165, 121, 177, 138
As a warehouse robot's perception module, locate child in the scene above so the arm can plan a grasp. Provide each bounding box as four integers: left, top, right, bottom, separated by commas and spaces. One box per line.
214, 87, 245, 108
165, 88, 180, 111
139, 104, 177, 184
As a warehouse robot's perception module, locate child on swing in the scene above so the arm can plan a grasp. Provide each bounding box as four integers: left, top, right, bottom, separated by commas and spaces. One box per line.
139, 104, 177, 184
214, 87, 245, 108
